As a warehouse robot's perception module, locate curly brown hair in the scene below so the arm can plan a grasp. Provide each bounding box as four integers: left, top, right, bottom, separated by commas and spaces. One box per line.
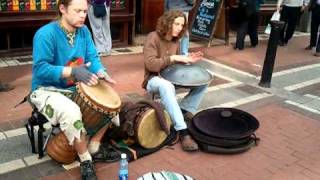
156, 10, 187, 42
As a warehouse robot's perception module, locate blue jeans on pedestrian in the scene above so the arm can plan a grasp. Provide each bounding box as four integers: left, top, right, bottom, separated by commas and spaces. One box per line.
180, 11, 190, 56
146, 76, 208, 131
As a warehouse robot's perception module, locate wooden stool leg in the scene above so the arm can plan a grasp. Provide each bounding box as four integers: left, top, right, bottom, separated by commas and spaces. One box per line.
38, 124, 45, 158
25, 120, 36, 154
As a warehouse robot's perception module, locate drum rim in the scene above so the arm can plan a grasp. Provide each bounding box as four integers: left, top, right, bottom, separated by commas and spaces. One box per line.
77, 82, 121, 113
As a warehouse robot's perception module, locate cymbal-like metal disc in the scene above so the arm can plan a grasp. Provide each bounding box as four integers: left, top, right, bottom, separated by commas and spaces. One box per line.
160, 63, 213, 87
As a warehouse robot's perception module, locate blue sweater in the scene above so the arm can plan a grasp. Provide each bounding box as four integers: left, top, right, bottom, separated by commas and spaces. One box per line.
32, 21, 105, 91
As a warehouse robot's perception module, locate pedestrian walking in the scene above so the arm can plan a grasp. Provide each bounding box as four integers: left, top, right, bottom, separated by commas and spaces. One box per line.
305, 0, 320, 56
277, 0, 309, 46
88, 0, 112, 56
234, 0, 264, 50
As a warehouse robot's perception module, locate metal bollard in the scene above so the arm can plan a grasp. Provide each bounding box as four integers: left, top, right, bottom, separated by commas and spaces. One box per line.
259, 20, 285, 88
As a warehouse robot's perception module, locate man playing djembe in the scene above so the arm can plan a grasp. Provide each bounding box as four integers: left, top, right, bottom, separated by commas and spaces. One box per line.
30, 0, 118, 179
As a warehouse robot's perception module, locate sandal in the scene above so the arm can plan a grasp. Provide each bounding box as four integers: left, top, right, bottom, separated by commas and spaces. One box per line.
180, 135, 199, 152
92, 145, 120, 163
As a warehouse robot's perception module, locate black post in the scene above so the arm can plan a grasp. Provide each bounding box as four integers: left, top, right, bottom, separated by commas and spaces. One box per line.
259, 21, 285, 88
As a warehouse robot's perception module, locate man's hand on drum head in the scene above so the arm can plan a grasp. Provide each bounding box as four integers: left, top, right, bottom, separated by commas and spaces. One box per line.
71, 62, 99, 86
97, 70, 117, 85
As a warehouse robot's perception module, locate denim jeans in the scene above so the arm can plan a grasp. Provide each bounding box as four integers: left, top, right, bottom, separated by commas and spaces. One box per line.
146, 76, 208, 131
180, 11, 190, 56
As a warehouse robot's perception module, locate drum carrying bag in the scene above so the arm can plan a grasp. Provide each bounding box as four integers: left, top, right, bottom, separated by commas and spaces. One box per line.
104, 100, 178, 161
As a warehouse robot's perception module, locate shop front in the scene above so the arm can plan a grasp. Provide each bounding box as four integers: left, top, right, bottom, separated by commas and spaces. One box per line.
0, 0, 135, 56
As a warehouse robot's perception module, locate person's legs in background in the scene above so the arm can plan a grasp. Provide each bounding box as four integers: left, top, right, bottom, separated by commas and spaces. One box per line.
180, 11, 190, 55
279, 6, 289, 46
283, 7, 301, 44
235, 20, 249, 50
88, 4, 108, 56
248, 12, 259, 47
306, 10, 318, 50
101, 4, 112, 55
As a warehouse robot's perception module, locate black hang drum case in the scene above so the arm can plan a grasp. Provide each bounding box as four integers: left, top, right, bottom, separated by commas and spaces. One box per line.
189, 108, 260, 154
192, 108, 259, 139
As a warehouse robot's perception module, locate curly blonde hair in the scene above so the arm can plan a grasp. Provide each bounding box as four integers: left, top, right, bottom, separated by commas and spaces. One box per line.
156, 10, 187, 42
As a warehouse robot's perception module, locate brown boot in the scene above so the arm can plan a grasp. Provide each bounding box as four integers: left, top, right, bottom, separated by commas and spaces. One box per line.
183, 111, 194, 122
180, 135, 198, 152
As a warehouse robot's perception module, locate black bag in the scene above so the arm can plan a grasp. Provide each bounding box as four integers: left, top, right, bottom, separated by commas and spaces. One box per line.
92, 3, 106, 18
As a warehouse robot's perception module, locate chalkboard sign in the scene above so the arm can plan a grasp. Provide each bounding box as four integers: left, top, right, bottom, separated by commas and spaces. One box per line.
190, 0, 223, 41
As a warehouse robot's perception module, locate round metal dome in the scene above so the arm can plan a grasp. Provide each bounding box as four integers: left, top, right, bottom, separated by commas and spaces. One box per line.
192, 108, 260, 139
160, 63, 213, 87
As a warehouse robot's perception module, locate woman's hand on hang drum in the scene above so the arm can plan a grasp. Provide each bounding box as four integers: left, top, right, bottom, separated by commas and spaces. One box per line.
187, 51, 203, 63
170, 51, 203, 64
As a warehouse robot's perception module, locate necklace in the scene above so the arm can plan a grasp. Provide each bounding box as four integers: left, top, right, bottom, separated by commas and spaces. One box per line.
59, 20, 76, 47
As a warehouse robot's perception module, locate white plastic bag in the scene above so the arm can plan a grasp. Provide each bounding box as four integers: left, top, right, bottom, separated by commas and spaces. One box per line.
265, 11, 281, 34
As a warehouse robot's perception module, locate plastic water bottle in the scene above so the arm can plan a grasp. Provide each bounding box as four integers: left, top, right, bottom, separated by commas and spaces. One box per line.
119, 153, 128, 180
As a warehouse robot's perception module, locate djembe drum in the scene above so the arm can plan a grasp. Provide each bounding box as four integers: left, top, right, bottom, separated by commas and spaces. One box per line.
73, 81, 121, 133
135, 107, 172, 149
46, 132, 77, 164
47, 81, 121, 164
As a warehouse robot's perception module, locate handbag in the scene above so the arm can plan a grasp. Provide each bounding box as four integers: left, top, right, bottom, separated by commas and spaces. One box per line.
264, 11, 281, 34
92, 3, 106, 18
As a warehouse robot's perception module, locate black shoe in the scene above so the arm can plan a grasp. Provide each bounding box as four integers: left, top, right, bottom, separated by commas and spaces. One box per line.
233, 46, 244, 50
305, 45, 313, 50
80, 160, 97, 180
92, 145, 120, 163
278, 41, 287, 46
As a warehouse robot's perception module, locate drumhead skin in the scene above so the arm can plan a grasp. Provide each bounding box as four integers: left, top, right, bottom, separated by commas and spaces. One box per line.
136, 109, 171, 149
78, 81, 121, 112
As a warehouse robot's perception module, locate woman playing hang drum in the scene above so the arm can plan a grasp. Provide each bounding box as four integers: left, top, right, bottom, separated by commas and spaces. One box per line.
142, 10, 208, 152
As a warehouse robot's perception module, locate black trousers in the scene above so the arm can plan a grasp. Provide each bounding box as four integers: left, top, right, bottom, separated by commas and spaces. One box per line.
280, 5, 302, 43
309, 4, 320, 52
235, 12, 259, 49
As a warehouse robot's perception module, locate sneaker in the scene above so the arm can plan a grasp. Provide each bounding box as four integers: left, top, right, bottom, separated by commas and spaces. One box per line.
92, 145, 120, 163
80, 160, 97, 180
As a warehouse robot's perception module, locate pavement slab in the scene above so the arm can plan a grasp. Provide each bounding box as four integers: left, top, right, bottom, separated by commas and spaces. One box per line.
1, 34, 320, 179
